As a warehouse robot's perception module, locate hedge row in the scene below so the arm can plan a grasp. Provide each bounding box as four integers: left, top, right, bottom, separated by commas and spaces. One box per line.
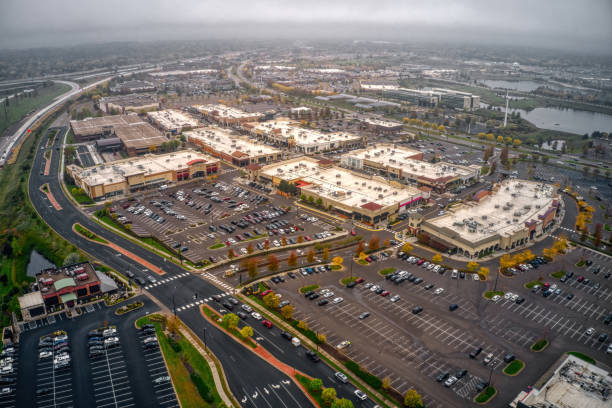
344, 360, 382, 389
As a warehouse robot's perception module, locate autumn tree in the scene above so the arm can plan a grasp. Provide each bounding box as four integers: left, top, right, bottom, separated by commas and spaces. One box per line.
267, 254, 279, 272
263, 292, 280, 309
369, 235, 380, 251
307, 248, 316, 263
404, 389, 424, 408
288, 251, 298, 268
478, 267, 490, 280
432, 253, 443, 264
240, 326, 253, 338
593, 223, 603, 247
280, 304, 294, 320
332, 256, 343, 266
166, 315, 180, 334
401, 242, 413, 253
297, 320, 309, 330
297, 236, 304, 244
382, 376, 391, 391
355, 241, 365, 256
227, 248, 235, 259
247, 258, 258, 278
222, 313, 239, 329
246, 242, 254, 254
321, 387, 337, 406
322, 247, 330, 261
467, 261, 479, 272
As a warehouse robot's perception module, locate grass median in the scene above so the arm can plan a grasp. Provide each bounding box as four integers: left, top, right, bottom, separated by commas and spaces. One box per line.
484, 291, 504, 299
379, 267, 396, 276
530, 339, 548, 352
568, 351, 596, 365
503, 360, 525, 376
74, 223, 108, 244
474, 386, 496, 404
135, 315, 222, 408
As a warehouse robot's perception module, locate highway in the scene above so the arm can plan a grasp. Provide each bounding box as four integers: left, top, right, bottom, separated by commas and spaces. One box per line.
0, 78, 106, 168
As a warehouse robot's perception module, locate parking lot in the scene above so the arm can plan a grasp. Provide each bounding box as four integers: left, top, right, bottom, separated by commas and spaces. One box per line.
260, 244, 612, 407
110, 173, 332, 264
13, 296, 178, 408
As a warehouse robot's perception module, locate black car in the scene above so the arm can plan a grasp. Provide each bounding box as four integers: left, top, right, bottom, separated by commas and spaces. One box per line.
346, 281, 357, 288
412, 306, 423, 314
516, 297, 525, 304
305, 350, 320, 362
36, 388, 51, 396
598, 333, 608, 342
222, 302, 233, 310
141, 324, 155, 331
308, 293, 319, 300
318, 299, 329, 306
435, 371, 449, 382
303, 291, 314, 297
469, 347, 483, 359
449, 304, 459, 311
280, 331, 293, 340
503, 354, 515, 363
0, 377, 15, 385
455, 369, 468, 379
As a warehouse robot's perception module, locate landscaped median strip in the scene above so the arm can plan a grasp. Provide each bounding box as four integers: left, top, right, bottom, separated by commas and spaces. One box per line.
238, 294, 397, 408
71, 222, 166, 275
39, 183, 62, 210
199, 304, 322, 408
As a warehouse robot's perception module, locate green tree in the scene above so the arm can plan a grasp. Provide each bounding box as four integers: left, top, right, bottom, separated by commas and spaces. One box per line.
321, 388, 337, 406
404, 389, 424, 408
62, 252, 81, 266
331, 398, 354, 408
316, 197, 323, 207
308, 378, 323, 393
222, 313, 239, 329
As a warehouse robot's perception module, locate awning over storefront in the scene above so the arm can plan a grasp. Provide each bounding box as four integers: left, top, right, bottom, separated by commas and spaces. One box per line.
60, 293, 77, 303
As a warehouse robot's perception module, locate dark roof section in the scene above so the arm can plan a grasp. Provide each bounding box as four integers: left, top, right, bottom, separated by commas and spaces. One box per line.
360, 202, 383, 211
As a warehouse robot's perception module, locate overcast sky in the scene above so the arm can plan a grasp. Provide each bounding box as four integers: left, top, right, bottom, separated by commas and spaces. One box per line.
1, 0, 611, 54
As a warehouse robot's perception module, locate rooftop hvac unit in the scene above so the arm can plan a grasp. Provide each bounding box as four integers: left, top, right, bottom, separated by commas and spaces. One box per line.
361, 198, 367, 203
378, 194, 383, 199
336, 181, 341, 186
506, 220, 511, 224
482, 215, 487, 219
336, 173, 341, 178
494, 204, 499, 208
535, 205, 541, 209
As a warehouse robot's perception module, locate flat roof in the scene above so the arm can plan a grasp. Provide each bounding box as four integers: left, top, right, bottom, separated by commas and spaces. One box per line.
261, 157, 421, 209
363, 118, 403, 128
18, 291, 44, 309
343, 144, 477, 181
113, 122, 167, 150
517, 354, 612, 408
426, 179, 557, 242
146, 109, 199, 131
194, 104, 263, 120
71, 149, 218, 187
184, 127, 281, 157
70, 114, 145, 136
100, 93, 158, 107
37, 262, 99, 297
250, 119, 361, 147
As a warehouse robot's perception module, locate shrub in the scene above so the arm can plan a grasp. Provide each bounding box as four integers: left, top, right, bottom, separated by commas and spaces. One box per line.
190, 372, 214, 402
167, 335, 182, 353
344, 360, 382, 389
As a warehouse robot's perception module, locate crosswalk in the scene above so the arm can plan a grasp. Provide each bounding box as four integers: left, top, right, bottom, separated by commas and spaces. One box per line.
144, 272, 191, 290
202, 272, 236, 293
175, 291, 233, 312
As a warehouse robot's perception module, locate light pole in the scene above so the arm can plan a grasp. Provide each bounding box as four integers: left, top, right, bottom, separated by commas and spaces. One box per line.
203, 327, 207, 352
172, 285, 177, 317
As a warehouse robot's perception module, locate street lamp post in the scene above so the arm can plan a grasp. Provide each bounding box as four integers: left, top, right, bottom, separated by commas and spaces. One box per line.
203, 327, 207, 352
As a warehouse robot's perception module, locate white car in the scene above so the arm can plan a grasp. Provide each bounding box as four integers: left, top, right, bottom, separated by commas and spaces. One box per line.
336, 340, 351, 349
473, 274, 480, 281
444, 376, 458, 387
491, 295, 501, 302
240, 248, 247, 254
153, 375, 170, 384
504, 292, 513, 300
251, 312, 262, 320
332, 297, 343, 304
324, 291, 334, 298
427, 263, 436, 270
370, 285, 380, 292
241, 304, 253, 313
354, 389, 367, 401
585, 327, 595, 335
39, 351, 53, 360
434, 288, 444, 295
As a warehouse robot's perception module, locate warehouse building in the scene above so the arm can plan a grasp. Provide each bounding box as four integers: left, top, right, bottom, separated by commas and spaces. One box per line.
147, 109, 199, 135
184, 126, 283, 166
194, 104, 263, 125
341, 144, 480, 193
70, 114, 145, 142
381, 87, 480, 110
419, 179, 560, 258
98, 93, 159, 114
246, 119, 364, 153
253, 156, 424, 225
113, 123, 168, 156
362, 118, 403, 134
67, 149, 219, 200
110, 80, 155, 94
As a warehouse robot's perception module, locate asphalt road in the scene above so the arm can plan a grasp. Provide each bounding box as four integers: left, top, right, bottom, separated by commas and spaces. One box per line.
28, 126, 323, 407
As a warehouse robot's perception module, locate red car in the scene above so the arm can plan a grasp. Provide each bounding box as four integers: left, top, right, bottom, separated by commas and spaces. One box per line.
356, 278, 365, 284
350, 229, 356, 236
365, 256, 372, 262
577, 276, 584, 282
417, 259, 425, 266
260, 290, 272, 298
381, 291, 390, 297
304, 235, 312, 241
262, 320, 273, 329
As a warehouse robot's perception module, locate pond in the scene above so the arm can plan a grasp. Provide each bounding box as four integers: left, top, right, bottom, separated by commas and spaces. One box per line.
513, 107, 612, 135
26, 250, 55, 278
481, 79, 554, 92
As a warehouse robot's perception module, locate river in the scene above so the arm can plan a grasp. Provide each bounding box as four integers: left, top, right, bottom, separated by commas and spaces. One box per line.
512, 107, 612, 135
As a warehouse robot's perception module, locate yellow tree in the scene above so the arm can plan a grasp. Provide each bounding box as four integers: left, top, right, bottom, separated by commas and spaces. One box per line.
467, 261, 479, 272
497, 135, 504, 144
306, 249, 316, 263
297, 320, 309, 330
281, 304, 294, 320
401, 242, 413, 253
332, 256, 344, 266
478, 267, 490, 280
287, 251, 298, 268
513, 138, 522, 147
486, 133, 495, 141
432, 253, 443, 264
477, 132, 487, 139
263, 292, 280, 309
542, 247, 557, 260
522, 249, 535, 261
437, 125, 446, 133
404, 389, 424, 408
240, 326, 253, 338
504, 136, 513, 144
